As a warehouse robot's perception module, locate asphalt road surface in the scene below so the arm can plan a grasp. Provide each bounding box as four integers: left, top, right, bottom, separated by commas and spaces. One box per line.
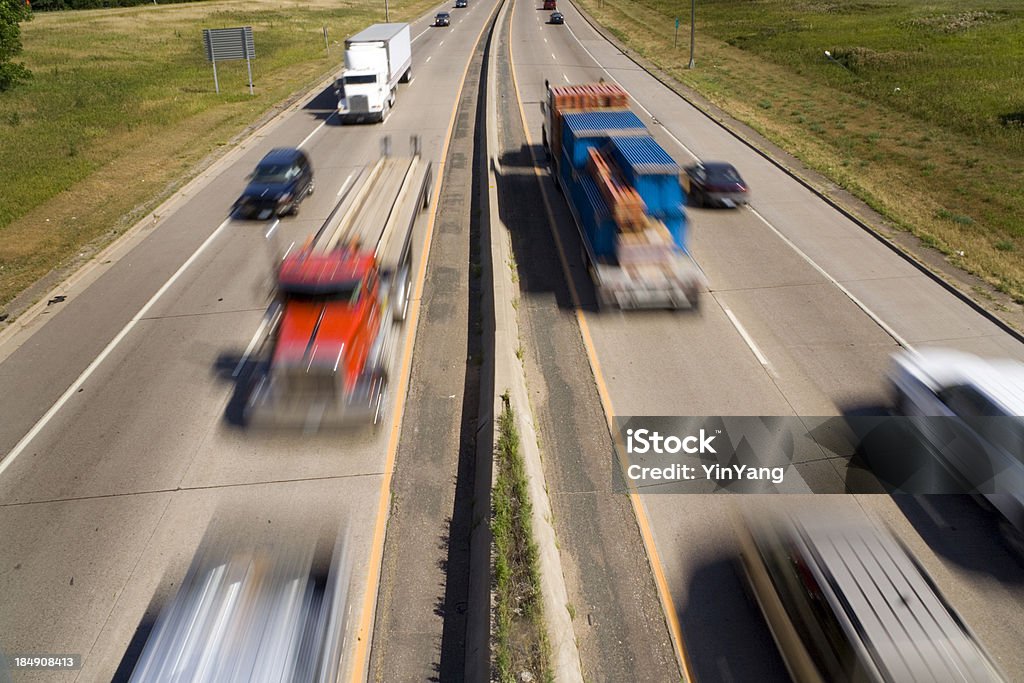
0, 1, 500, 679
506, 0, 1024, 680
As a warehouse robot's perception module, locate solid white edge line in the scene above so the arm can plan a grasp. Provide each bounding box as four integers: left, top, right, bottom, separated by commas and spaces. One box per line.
563, 22, 699, 161
0, 217, 234, 477
747, 206, 914, 351
559, 12, 913, 354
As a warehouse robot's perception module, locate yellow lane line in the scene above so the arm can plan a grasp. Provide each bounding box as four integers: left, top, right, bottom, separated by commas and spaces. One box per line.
505, 2, 696, 680
348, 0, 506, 680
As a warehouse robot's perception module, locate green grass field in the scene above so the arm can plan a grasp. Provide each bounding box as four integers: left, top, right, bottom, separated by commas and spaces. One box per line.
0, 0, 441, 310
574, 0, 1024, 305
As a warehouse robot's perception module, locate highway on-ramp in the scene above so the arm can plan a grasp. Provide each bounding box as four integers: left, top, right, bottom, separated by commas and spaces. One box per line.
0, 1, 498, 679
504, 0, 1024, 680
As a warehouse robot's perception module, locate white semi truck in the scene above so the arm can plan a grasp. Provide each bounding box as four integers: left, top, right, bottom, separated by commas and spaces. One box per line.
337, 23, 413, 124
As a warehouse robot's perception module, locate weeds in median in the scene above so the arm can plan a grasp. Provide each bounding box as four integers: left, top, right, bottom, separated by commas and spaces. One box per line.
494, 392, 552, 683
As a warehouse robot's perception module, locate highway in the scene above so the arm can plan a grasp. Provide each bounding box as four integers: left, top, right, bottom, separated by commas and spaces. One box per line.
0, 1, 498, 679
503, 0, 1024, 680
3, 0, 1024, 680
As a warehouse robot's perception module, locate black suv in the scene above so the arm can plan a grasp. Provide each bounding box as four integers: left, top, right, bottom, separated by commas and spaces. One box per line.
233, 147, 314, 219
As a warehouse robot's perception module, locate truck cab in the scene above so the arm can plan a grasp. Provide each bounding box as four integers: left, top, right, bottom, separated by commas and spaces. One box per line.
338, 68, 394, 123
256, 248, 394, 425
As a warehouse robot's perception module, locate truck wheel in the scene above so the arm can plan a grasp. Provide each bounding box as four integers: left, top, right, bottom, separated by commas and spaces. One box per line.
307, 180, 315, 196
392, 258, 412, 322
401, 67, 412, 84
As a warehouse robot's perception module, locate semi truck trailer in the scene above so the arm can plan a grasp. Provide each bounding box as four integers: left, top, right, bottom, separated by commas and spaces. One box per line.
337, 23, 413, 124
542, 82, 705, 309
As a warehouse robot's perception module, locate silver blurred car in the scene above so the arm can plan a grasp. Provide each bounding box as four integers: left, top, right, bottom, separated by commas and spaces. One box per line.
890, 349, 1024, 539
737, 507, 1005, 682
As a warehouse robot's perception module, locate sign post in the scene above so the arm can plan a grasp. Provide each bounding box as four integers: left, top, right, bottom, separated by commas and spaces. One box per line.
674, 17, 679, 49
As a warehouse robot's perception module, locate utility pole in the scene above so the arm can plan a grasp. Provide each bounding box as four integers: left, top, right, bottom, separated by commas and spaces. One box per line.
385, 0, 390, 22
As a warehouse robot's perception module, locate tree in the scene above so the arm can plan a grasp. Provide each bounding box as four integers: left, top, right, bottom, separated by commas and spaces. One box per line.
0, 0, 32, 91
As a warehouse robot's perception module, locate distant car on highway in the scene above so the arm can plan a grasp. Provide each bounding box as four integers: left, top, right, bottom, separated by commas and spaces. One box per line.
233, 147, 314, 220
549, 11, 564, 24
435, 12, 451, 26
455, 0, 467, 7
890, 349, 1024, 548
737, 507, 1006, 683
683, 161, 748, 208
543, 0, 556, 9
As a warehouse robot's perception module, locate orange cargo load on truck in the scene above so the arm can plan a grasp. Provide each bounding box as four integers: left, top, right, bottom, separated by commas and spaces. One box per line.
546, 82, 629, 170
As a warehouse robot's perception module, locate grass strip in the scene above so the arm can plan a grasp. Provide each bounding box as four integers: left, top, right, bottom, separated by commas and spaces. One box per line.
572, 0, 1024, 306
493, 391, 552, 683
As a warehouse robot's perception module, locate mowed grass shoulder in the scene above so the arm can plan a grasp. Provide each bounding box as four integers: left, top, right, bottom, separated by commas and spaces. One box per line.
0, 0, 440, 310
573, 0, 1024, 306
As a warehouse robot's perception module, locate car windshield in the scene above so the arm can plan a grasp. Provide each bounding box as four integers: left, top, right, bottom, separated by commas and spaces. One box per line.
438, 13, 449, 18
345, 74, 377, 85
252, 163, 296, 184
708, 167, 742, 183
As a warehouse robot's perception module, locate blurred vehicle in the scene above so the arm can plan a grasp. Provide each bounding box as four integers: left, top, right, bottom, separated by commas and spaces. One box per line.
543, 0, 556, 9
233, 148, 314, 220
682, 161, 749, 208
244, 137, 432, 429
736, 507, 1006, 683
130, 529, 351, 683
435, 12, 451, 26
549, 11, 564, 24
542, 81, 704, 309
337, 23, 412, 124
455, 0, 467, 7
890, 349, 1024, 538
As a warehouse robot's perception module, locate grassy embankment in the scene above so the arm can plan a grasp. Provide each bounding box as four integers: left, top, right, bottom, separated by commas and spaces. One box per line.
494, 393, 552, 683
0, 0, 441, 311
574, 0, 1024, 307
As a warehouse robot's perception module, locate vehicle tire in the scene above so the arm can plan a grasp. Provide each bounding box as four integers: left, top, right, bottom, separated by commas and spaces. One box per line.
401, 67, 412, 84
687, 288, 701, 312
307, 180, 315, 196
290, 202, 300, 217
392, 255, 412, 322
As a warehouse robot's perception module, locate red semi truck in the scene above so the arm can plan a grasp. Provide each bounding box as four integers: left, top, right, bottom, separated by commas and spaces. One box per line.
244, 137, 432, 428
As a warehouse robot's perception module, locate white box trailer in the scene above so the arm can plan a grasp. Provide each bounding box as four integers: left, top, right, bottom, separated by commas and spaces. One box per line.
338, 23, 413, 123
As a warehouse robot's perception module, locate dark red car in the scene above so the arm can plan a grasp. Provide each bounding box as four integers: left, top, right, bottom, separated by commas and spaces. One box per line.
683, 161, 749, 208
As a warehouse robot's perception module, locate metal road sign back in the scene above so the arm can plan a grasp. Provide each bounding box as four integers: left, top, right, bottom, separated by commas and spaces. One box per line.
202, 27, 255, 62
201, 27, 256, 95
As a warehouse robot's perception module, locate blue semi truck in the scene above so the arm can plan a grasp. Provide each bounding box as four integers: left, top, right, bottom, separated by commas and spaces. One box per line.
542, 82, 705, 309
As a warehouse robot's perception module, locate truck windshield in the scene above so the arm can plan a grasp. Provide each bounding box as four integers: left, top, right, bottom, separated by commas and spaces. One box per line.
345, 74, 377, 85
280, 282, 362, 304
